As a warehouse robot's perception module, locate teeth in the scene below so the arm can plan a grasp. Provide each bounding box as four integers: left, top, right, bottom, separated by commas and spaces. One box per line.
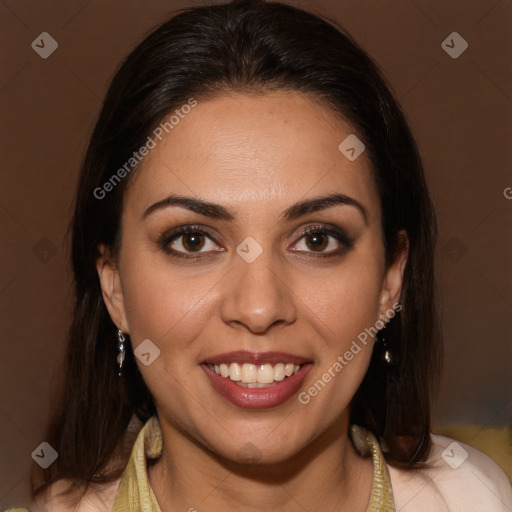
229, 362, 241, 381
256, 363, 274, 384
241, 363, 257, 383
273, 363, 285, 381
219, 363, 230, 378
208, 361, 303, 384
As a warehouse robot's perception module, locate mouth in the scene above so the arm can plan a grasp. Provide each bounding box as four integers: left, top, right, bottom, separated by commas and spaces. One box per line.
200, 351, 313, 409
205, 361, 303, 387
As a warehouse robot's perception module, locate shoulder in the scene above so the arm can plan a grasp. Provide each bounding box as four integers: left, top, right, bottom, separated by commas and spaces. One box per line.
30, 478, 121, 512
387, 432, 512, 512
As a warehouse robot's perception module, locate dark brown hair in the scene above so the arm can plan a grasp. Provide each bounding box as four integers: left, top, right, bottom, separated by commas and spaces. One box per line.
32, 0, 442, 504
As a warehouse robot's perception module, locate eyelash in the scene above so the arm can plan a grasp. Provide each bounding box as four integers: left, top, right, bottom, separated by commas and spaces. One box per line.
159, 223, 354, 261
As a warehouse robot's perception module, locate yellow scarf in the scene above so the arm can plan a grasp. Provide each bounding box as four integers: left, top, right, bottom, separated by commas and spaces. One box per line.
112, 416, 395, 511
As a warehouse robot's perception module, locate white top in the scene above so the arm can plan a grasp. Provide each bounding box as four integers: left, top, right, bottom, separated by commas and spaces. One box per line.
388, 432, 512, 511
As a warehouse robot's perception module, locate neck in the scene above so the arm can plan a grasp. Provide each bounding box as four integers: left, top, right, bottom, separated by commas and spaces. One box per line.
148, 413, 373, 512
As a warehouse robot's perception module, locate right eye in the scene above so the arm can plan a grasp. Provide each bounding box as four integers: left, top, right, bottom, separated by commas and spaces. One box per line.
159, 225, 225, 259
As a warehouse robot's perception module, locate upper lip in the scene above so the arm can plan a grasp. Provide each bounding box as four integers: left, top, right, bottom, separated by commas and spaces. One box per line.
200, 350, 312, 366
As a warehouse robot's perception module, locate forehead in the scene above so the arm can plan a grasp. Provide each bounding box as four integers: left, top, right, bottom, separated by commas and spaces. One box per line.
124, 91, 380, 224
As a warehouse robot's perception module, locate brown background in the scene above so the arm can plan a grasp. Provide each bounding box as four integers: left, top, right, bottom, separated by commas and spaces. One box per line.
1, 0, 511, 508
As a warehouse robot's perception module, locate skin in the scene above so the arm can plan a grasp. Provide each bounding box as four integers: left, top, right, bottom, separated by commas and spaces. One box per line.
96, 90, 408, 512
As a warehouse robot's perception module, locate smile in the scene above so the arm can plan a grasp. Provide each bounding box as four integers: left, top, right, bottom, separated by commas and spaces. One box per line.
200, 351, 313, 409
207, 362, 302, 387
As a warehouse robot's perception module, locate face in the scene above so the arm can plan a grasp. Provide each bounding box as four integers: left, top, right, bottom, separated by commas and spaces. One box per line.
97, 90, 407, 464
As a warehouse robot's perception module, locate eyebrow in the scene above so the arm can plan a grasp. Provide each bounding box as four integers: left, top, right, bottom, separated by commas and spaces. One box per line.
142, 192, 368, 225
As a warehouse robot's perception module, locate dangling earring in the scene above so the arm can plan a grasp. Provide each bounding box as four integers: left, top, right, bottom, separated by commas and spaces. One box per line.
377, 324, 392, 364
117, 329, 126, 377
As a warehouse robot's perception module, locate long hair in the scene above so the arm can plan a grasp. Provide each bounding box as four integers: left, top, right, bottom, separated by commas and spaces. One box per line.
32, 0, 442, 503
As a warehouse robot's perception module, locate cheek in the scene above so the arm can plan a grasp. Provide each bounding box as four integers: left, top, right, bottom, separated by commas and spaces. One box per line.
118, 245, 221, 350
297, 261, 382, 413
299, 253, 384, 348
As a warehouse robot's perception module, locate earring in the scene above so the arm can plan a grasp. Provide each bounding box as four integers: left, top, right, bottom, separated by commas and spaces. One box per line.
377, 324, 392, 364
117, 329, 126, 377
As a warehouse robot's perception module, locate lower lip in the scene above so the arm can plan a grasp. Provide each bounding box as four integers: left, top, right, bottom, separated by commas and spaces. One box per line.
201, 363, 313, 409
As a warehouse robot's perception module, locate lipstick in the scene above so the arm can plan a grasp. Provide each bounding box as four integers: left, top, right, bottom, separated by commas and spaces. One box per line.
201, 356, 313, 409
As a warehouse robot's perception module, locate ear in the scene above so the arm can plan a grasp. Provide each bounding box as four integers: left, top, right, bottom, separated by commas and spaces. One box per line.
96, 243, 130, 333
378, 230, 409, 320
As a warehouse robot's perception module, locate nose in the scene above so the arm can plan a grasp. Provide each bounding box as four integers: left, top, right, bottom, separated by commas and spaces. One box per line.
219, 245, 297, 334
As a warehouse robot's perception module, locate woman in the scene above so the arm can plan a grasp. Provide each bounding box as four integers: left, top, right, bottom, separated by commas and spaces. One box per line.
13, 0, 510, 511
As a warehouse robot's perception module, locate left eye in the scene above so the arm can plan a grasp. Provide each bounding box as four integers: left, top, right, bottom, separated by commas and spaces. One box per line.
291, 230, 343, 254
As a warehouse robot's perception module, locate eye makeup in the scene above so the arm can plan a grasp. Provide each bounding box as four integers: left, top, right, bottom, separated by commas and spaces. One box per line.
155, 222, 356, 262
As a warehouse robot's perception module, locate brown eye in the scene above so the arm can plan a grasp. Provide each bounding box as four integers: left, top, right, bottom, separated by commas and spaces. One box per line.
181, 233, 206, 252
290, 224, 355, 258
159, 225, 224, 259
169, 231, 216, 254
305, 233, 328, 252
